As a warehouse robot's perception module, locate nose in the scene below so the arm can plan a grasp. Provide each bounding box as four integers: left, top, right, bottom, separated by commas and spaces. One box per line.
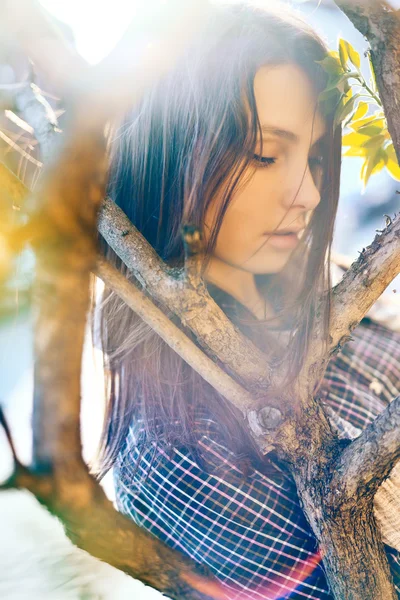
285, 162, 321, 212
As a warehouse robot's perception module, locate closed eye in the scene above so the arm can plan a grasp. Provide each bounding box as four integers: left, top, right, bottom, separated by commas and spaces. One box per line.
253, 154, 324, 170
252, 154, 276, 168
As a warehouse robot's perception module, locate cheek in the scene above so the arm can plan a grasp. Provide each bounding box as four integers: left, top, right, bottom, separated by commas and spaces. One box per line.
246, 168, 282, 203
206, 198, 264, 263
229, 170, 282, 228
202, 168, 282, 257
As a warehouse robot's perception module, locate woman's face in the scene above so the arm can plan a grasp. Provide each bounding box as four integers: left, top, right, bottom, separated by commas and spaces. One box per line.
203, 63, 327, 275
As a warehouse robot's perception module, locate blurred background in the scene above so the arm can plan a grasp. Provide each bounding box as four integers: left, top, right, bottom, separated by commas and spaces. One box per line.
0, 0, 399, 598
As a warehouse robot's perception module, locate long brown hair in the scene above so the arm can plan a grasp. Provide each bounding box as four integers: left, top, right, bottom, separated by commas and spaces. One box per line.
93, 0, 342, 480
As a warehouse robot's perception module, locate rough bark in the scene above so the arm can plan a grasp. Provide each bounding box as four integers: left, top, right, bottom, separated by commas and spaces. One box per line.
1, 1, 400, 599
98, 197, 274, 397
95, 258, 258, 412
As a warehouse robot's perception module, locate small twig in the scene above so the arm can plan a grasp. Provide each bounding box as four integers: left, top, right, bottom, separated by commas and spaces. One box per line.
182, 223, 204, 288
13, 82, 61, 163
0, 404, 21, 468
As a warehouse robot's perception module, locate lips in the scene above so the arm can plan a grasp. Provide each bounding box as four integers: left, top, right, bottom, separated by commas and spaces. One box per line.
264, 226, 305, 236
265, 232, 300, 249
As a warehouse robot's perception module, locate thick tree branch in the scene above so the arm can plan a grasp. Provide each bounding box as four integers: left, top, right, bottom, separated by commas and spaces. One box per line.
95, 258, 259, 414
2, 1, 400, 598
30, 122, 107, 471
330, 394, 400, 502
0, 3, 236, 598
98, 197, 274, 398
0, 442, 226, 600
329, 217, 400, 353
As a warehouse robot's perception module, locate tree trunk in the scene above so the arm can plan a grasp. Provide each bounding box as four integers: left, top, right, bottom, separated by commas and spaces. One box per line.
1, 1, 400, 599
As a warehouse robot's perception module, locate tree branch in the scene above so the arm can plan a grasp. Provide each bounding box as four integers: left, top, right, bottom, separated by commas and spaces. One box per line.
3, 1, 400, 597
98, 196, 274, 398
11, 81, 61, 162
328, 217, 400, 354
95, 258, 259, 414
0, 438, 227, 600
330, 394, 400, 502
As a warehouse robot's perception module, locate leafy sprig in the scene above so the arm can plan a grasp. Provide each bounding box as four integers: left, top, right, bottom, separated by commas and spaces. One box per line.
316, 39, 400, 189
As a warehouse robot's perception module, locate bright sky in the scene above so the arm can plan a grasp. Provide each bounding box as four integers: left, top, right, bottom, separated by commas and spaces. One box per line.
38, 0, 236, 64
39, 0, 140, 64
38, 0, 309, 65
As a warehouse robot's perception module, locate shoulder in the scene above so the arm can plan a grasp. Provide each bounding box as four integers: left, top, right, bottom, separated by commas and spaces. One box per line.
113, 406, 299, 521
113, 408, 313, 546
115, 406, 288, 485
327, 253, 400, 399
321, 316, 400, 434
113, 413, 326, 596
314, 254, 400, 433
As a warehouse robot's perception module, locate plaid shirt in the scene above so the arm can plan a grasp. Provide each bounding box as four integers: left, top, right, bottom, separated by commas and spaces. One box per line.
114, 312, 400, 599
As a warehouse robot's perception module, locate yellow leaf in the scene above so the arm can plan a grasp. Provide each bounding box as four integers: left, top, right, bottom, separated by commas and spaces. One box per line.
362, 148, 386, 187
352, 101, 369, 122
342, 132, 370, 146
386, 143, 399, 162
344, 40, 361, 70
343, 147, 368, 157
329, 50, 341, 62
386, 159, 400, 180
339, 38, 349, 70
350, 114, 385, 132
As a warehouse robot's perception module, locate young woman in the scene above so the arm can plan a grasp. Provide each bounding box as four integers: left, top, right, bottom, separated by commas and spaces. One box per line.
94, 2, 400, 598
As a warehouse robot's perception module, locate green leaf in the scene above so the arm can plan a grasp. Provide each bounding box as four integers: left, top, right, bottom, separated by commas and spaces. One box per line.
360, 134, 387, 149
318, 88, 338, 103
356, 124, 384, 136
336, 94, 360, 125
334, 96, 347, 128
315, 54, 344, 77
325, 72, 358, 94
318, 89, 343, 119
362, 148, 385, 187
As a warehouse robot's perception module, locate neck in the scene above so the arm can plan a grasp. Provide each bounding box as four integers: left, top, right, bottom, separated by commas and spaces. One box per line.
203, 256, 278, 322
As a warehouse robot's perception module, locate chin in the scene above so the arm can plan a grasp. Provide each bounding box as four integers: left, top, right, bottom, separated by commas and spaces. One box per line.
251, 257, 289, 275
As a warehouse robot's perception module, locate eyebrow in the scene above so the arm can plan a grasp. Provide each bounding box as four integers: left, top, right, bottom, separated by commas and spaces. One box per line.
261, 124, 327, 147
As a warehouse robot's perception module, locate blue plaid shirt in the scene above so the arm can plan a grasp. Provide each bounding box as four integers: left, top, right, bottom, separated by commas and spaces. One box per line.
114, 315, 400, 599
